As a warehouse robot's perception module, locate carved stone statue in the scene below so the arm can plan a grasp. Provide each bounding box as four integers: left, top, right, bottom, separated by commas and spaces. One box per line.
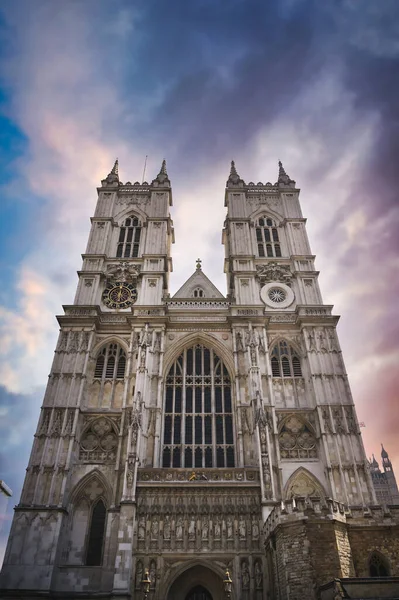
138, 516, 145, 540
176, 517, 183, 540
135, 560, 143, 589
241, 560, 250, 589
163, 515, 171, 540
252, 518, 259, 539
239, 519, 246, 538
189, 518, 196, 539
227, 517, 233, 539
151, 517, 159, 540
255, 561, 263, 589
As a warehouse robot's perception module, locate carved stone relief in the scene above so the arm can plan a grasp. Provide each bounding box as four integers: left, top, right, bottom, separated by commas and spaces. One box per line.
279, 415, 317, 459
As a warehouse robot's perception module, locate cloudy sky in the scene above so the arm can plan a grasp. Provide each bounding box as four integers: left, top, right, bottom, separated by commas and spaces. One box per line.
0, 0, 399, 564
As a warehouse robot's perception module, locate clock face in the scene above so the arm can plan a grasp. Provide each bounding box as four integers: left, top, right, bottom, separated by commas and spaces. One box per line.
102, 282, 137, 309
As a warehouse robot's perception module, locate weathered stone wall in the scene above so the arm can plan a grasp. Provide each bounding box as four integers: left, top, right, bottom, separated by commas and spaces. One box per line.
264, 499, 399, 600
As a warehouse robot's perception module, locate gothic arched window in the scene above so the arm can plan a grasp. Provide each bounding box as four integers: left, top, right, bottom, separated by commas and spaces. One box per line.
162, 344, 235, 469
85, 499, 107, 566
94, 343, 126, 380
116, 216, 141, 258
270, 341, 302, 377
369, 551, 390, 577
256, 217, 281, 258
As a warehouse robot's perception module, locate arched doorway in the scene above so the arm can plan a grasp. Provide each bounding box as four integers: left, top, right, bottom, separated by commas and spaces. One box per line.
185, 586, 213, 600
167, 564, 223, 600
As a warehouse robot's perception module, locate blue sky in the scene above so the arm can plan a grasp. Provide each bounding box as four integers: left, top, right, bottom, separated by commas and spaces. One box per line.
1, 0, 399, 563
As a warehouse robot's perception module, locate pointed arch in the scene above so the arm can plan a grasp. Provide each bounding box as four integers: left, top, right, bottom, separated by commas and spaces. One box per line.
369, 550, 391, 577
249, 206, 284, 224
114, 205, 149, 226
165, 559, 225, 600
163, 331, 235, 381
68, 468, 113, 507
269, 335, 304, 358
284, 467, 326, 500
270, 338, 303, 378
91, 336, 129, 358
162, 335, 235, 469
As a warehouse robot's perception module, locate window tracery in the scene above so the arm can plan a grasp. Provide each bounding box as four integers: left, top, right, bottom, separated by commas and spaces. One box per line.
270, 340, 302, 377
162, 344, 235, 468
369, 552, 390, 577
79, 417, 119, 462
278, 416, 317, 459
255, 216, 281, 258
116, 216, 141, 258
94, 343, 126, 380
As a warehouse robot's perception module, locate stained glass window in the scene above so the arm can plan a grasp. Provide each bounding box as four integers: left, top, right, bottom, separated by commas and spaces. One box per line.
162, 344, 235, 468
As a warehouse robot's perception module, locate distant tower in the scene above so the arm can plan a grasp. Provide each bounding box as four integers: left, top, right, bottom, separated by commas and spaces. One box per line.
381, 445, 399, 504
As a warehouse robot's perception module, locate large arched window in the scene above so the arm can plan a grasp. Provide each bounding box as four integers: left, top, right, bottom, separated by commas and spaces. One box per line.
369, 551, 390, 577
116, 216, 141, 258
270, 340, 302, 377
94, 343, 126, 380
85, 499, 107, 566
162, 344, 235, 469
256, 216, 281, 258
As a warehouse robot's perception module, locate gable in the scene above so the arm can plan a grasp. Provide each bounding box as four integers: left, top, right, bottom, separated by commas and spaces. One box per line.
172, 269, 225, 299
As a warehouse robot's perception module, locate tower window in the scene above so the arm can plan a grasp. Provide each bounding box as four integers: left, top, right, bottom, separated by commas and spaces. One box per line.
270, 340, 302, 377
369, 552, 390, 577
116, 216, 141, 258
256, 217, 282, 258
193, 287, 204, 298
94, 343, 126, 380
86, 499, 106, 566
162, 345, 235, 468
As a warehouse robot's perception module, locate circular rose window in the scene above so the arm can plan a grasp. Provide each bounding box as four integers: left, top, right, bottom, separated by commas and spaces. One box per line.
260, 282, 295, 309
268, 288, 286, 303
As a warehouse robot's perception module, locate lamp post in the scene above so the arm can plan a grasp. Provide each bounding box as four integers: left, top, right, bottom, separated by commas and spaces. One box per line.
223, 569, 233, 599
141, 568, 151, 599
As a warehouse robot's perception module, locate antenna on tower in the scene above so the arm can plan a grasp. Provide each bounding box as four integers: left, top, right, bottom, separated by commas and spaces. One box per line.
142, 155, 148, 184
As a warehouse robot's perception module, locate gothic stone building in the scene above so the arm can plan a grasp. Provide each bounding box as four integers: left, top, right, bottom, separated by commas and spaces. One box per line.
1, 160, 399, 600
369, 446, 399, 506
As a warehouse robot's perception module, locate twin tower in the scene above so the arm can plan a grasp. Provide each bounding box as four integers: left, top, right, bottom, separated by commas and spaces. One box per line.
1, 159, 398, 600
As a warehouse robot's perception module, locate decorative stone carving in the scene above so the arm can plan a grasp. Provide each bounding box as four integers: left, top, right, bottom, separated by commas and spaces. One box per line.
79, 417, 118, 463
333, 407, 345, 434
322, 408, 332, 433
241, 560, 250, 589
255, 560, 263, 589
256, 262, 292, 286
279, 416, 317, 459
135, 560, 143, 589
106, 261, 141, 284
344, 406, 356, 434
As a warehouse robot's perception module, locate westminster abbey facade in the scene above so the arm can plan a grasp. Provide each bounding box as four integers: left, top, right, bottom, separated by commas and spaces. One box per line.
1, 160, 399, 600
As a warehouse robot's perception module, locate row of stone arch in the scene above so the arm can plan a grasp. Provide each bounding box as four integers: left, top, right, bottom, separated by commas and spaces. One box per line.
91, 332, 304, 382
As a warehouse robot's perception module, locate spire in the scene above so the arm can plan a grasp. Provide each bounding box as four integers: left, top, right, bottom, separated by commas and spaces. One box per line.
153, 158, 170, 185
381, 444, 389, 459
101, 158, 120, 186
111, 158, 119, 176
277, 160, 296, 188
227, 160, 244, 187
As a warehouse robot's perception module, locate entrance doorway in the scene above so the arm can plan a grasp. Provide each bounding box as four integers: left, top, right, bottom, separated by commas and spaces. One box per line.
167, 564, 222, 600
185, 586, 213, 600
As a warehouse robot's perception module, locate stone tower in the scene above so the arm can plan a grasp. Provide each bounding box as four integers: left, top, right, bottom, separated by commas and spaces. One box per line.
1, 160, 398, 600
